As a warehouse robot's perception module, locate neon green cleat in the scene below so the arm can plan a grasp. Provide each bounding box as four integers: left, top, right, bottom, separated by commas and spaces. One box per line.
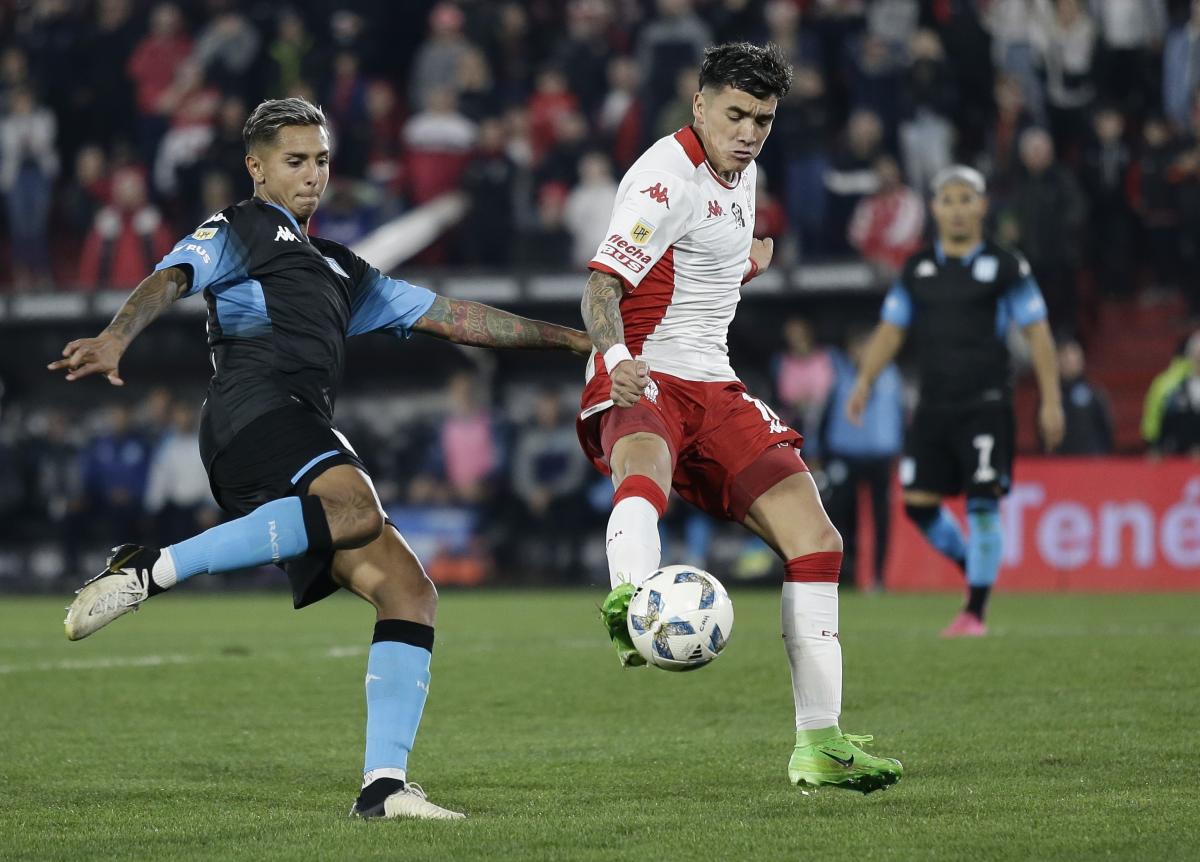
787, 728, 903, 794
600, 581, 645, 667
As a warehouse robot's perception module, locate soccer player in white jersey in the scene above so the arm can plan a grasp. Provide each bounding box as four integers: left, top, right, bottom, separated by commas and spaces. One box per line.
576, 42, 902, 793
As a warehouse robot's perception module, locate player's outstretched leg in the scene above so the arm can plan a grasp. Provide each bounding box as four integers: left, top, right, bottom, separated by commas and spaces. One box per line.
65, 496, 334, 640
943, 497, 1001, 637
600, 473, 667, 667
338, 528, 464, 820
744, 468, 903, 794
781, 552, 903, 793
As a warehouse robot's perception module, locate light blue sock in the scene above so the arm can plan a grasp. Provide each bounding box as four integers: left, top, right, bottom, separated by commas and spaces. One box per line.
165, 497, 314, 583
927, 508, 967, 566
966, 498, 1002, 588
364, 638, 432, 776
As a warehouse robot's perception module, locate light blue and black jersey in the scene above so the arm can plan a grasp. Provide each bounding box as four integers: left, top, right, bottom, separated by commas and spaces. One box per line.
154, 198, 436, 467
881, 240, 1048, 406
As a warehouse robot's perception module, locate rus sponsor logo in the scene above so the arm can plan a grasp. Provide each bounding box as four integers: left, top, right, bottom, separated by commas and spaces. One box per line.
181, 243, 211, 264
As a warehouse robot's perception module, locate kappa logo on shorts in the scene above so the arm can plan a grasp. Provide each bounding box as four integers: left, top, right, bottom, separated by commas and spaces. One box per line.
642, 378, 659, 404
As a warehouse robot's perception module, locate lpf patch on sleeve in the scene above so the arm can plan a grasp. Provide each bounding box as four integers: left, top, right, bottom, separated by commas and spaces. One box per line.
630, 219, 656, 245
192, 227, 219, 240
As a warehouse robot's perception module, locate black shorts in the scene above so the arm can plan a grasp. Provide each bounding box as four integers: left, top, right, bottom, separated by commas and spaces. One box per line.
208, 404, 367, 609
900, 399, 1014, 498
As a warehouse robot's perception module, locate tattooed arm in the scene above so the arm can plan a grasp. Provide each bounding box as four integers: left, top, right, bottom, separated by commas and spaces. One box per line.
48, 266, 191, 386
580, 269, 625, 355
412, 295, 592, 354
580, 269, 648, 407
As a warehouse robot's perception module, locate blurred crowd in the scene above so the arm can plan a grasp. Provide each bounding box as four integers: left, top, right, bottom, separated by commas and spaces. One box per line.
5, 311, 1200, 589
1, 0, 1200, 338
0, 373, 612, 585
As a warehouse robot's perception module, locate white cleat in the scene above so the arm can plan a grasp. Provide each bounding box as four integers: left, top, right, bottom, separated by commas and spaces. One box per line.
382, 783, 465, 820
351, 780, 466, 821
64, 545, 152, 641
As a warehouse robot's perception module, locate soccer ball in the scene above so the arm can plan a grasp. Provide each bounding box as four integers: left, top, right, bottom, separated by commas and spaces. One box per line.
626, 565, 734, 671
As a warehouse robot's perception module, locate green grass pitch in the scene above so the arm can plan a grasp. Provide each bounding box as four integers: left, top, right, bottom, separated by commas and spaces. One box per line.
1, 589, 1198, 861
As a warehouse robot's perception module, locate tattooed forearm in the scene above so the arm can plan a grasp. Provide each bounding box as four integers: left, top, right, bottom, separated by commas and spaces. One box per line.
104, 266, 190, 346
580, 270, 624, 354
413, 295, 583, 350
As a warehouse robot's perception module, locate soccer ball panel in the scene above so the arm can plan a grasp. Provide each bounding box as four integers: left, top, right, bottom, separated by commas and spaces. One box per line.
626, 565, 734, 672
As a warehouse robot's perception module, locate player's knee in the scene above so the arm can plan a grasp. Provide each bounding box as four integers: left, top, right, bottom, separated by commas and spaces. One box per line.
808, 522, 843, 555
371, 566, 438, 620
610, 434, 672, 487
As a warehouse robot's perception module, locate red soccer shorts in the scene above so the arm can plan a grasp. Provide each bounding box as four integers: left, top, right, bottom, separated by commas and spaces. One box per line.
577, 369, 808, 522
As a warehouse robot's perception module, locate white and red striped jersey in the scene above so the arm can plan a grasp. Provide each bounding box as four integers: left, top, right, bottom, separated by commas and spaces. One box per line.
587, 126, 756, 385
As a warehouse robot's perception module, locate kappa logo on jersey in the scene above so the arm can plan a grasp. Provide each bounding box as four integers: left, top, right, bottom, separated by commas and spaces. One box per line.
915, 260, 938, 278
600, 234, 653, 272
730, 202, 745, 229
191, 227, 219, 240
630, 219, 655, 245
275, 225, 299, 242
639, 182, 670, 208
202, 212, 228, 225
706, 200, 723, 218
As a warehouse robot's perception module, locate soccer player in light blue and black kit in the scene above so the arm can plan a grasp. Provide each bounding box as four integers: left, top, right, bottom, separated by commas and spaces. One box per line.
52, 98, 591, 819
847, 166, 1064, 636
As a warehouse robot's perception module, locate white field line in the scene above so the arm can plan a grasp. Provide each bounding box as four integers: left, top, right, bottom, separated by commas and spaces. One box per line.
5, 624, 1197, 675
0, 644, 368, 675
0, 637, 599, 676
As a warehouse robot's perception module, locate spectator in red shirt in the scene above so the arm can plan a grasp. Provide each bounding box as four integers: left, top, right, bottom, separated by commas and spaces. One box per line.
754, 169, 789, 242
77, 168, 173, 291
403, 86, 477, 204
528, 67, 579, 164
848, 154, 926, 275
126, 3, 192, 166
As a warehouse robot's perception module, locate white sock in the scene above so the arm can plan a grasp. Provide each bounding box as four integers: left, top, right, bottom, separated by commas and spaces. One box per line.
362, 767, 406, 788
151, 547, 178, 590
781, 582, 842, 730
606, 496, 661, 589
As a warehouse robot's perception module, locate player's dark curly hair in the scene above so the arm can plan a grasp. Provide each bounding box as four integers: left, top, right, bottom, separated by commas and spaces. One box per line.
243, 97, 328, 152
698, 42, 793, 100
